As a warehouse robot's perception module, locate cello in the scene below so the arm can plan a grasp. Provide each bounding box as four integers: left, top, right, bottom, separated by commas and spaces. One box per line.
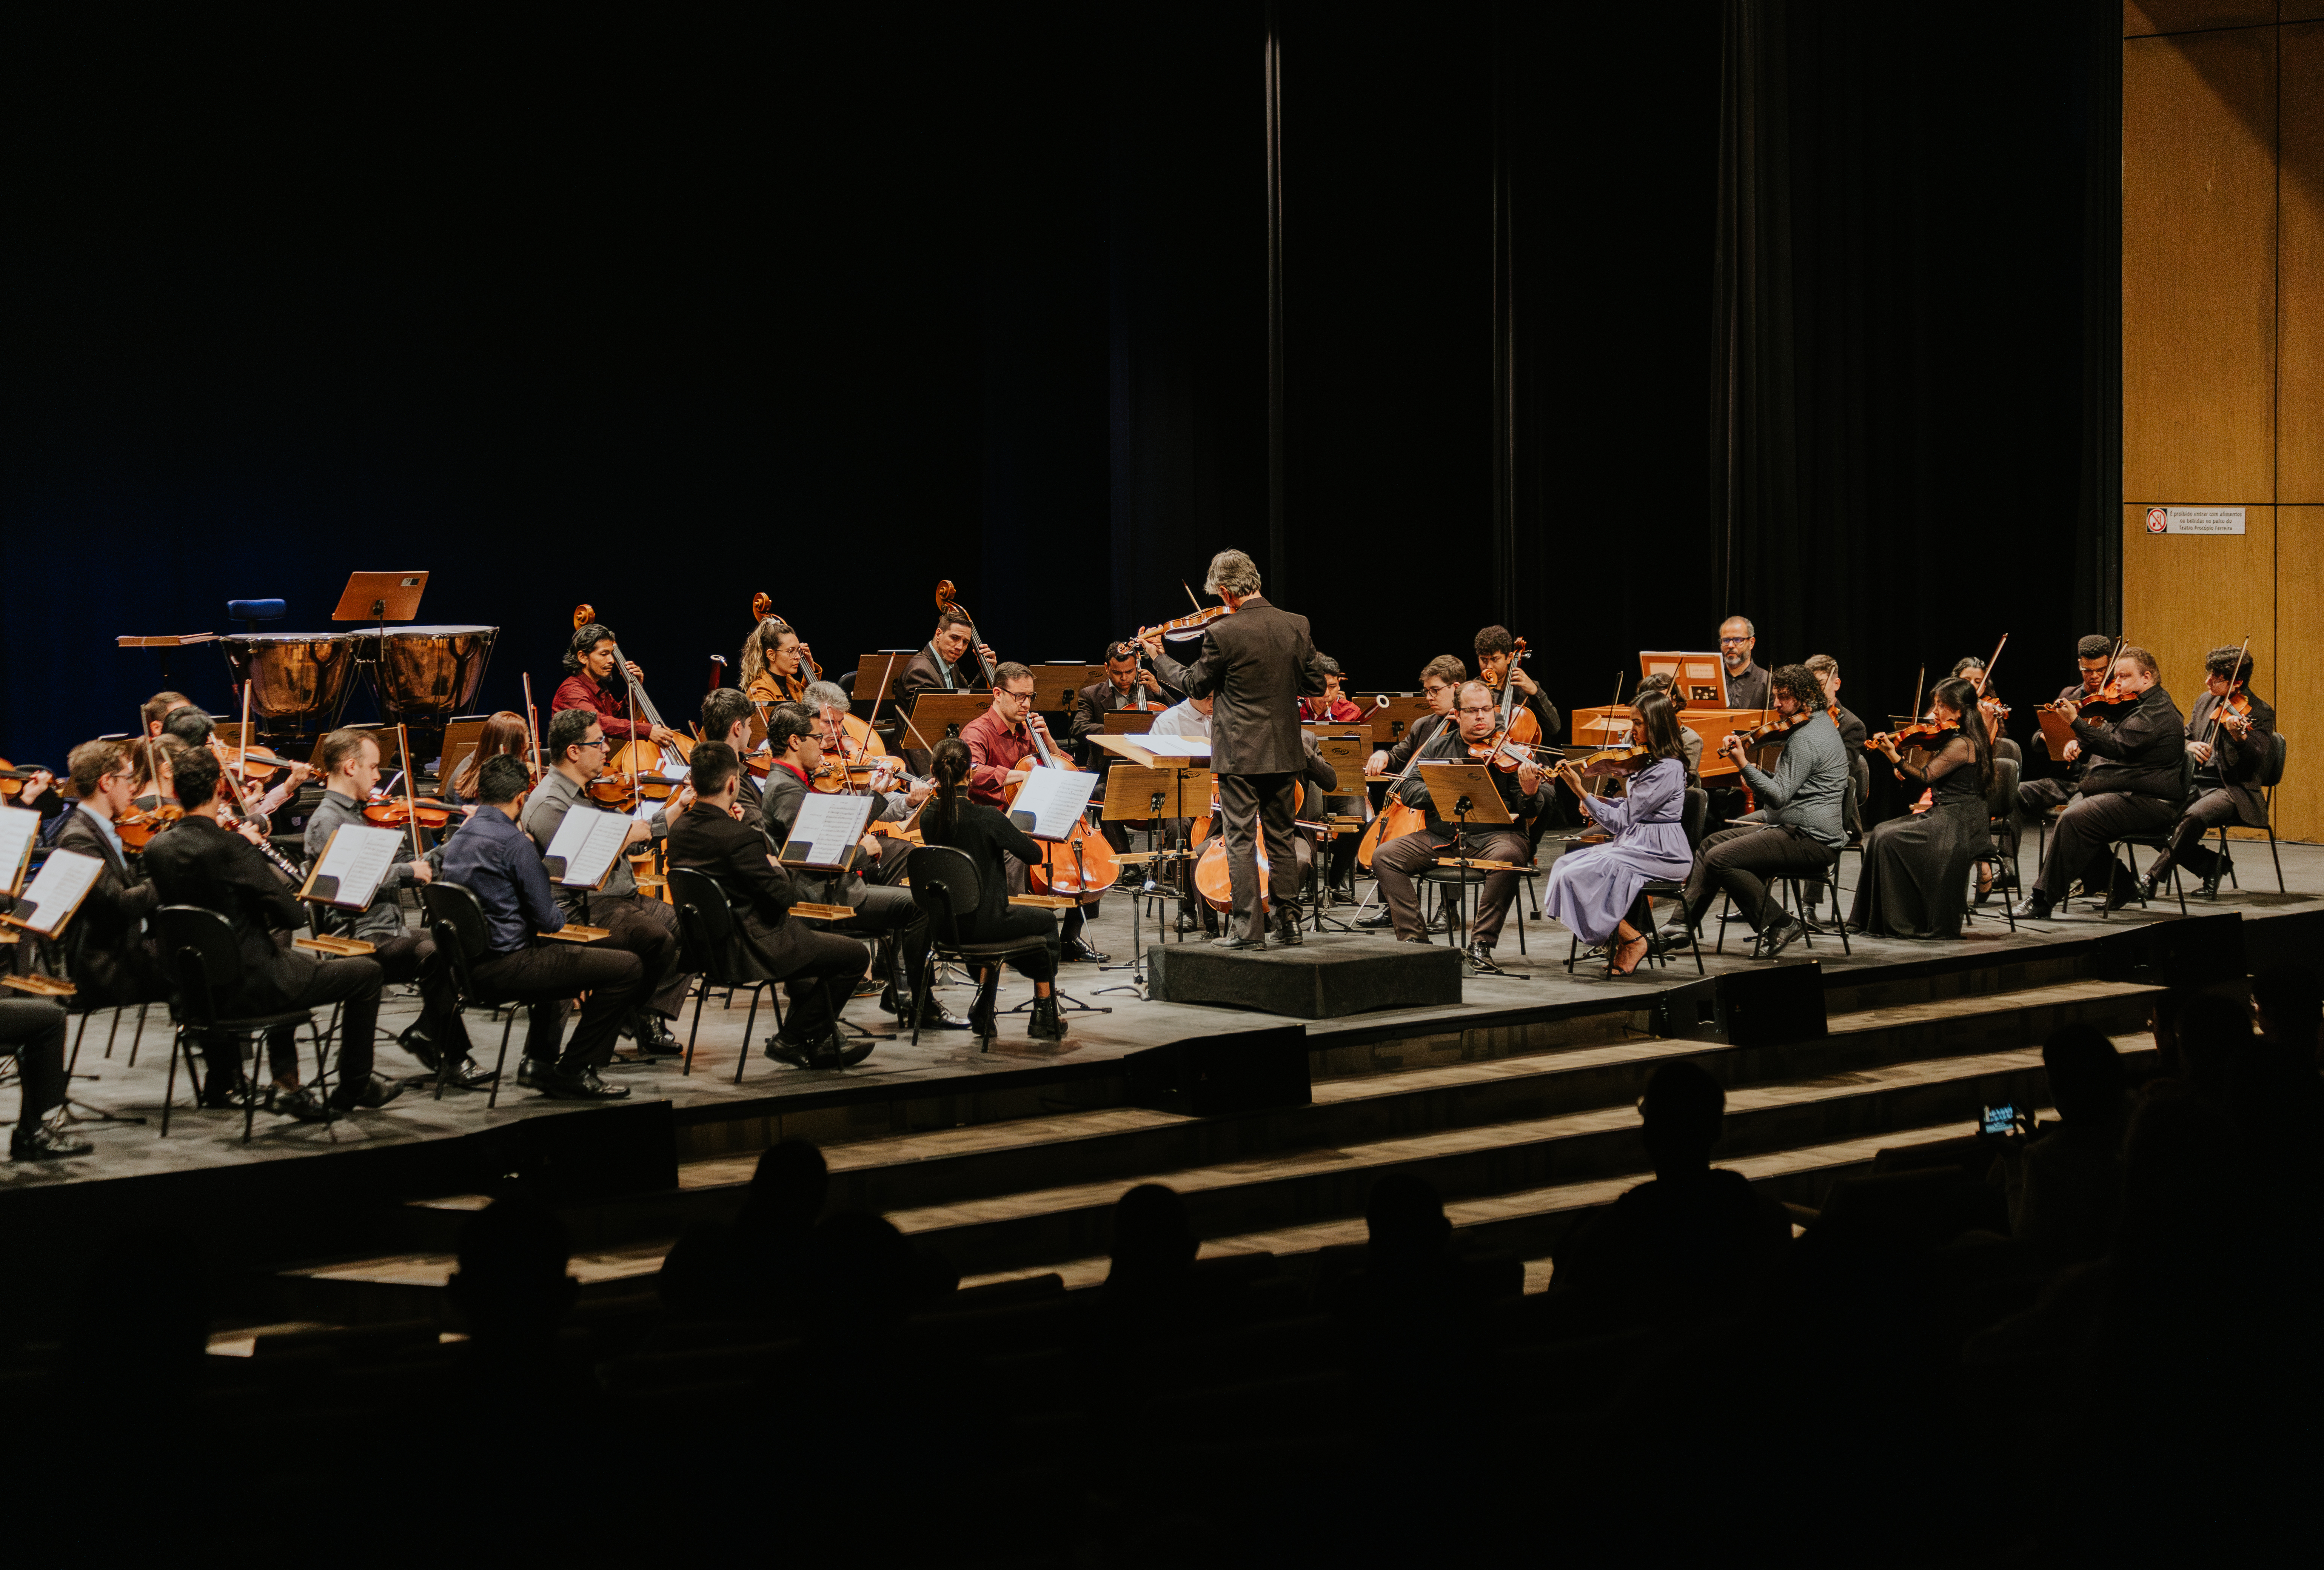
1006, 679, 1120, 904
1480, 637, 1540, 767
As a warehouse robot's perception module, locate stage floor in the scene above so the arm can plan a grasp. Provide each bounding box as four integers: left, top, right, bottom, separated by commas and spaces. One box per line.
8, 833, 2320, 1196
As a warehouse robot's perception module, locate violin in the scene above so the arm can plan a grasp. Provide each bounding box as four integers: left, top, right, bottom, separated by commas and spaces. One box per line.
2044, 680, 2135, 721
1134, 603, 1234, 646
1864, 717, 1948, 752
363, 794, 458, 830
810, 708, 892, 794
0, 759, 56, 800
1572, 743, 1651, 778
116, 803, 183, 849
1736, 708, 1811, 747
2218, 690, 2257, 737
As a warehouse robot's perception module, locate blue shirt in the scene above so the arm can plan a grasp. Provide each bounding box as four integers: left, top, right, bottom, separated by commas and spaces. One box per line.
440, 803, 565, 954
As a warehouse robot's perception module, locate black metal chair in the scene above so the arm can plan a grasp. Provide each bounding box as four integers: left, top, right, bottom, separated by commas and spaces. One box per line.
419, 881, 577, 1108
1565, 787, 1708, 978
666, 866, 788, 1084
1971, 755, 2020, 933
2091, 752, 2198, 920
903, 846, 1055, 1052
151, 905, 323, 1142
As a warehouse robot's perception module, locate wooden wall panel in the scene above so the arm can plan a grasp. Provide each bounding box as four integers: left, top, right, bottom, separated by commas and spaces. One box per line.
2284, 24, 2324, 502
2286, 3, 2324, 24
2125, 1, 2278, 37
2122, 30, 2278, 503
2122, 504, 2275, 731
2274, 508, 2324, 841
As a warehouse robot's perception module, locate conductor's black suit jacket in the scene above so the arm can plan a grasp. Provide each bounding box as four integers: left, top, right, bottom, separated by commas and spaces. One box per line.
1150, 596, 1326, 776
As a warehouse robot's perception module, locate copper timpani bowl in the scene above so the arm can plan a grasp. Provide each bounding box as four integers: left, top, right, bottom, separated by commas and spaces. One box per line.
217, 633, 357, 718
374, 624, 498, 714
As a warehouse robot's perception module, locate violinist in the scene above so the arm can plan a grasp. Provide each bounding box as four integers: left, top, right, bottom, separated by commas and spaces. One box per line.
2010, 645, 2186, 919
161, 707, 309, 829
759, 703, 963, 1029
701, 687, 772, 830
961, 664, 1106, 964
2017, 634, 2116, 819
305, 730, 488, 1086
2137, 646, 2276, 902
142, 690, 196, 737
1369, 680, 1546, 976
1362, 656, 1467, 778
445, 711, 533, 804
807, 679, 927, 879
553, 620, 683, 753
1718, 616, 1772, 711
522, 709, 699, 1062
1475, 626, 1560, 744
740, 613, 815, 706
140, 747, 401, 1121
1542, 689, 1692, 976
1678, 664, 1849, 959
1799, 654, 1870, 922
1846, 677, 1994, 940
1951, 655, 2016, 762
49, 740, 166, 1013
1298, 654, 1363, 723
666, 742, 879, 1067
1139, 550, 1330, 952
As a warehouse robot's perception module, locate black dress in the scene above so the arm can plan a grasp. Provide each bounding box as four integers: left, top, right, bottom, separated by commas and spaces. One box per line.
921, 800, 1061, 982
1848, 733, 1992, 939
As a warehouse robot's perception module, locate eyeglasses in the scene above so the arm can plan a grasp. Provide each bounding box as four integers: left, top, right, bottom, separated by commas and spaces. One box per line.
1456, 705, 1498, 716
577, 738, 609, 751
1719, 636, 1752, 646
1003, 689, 1035, 702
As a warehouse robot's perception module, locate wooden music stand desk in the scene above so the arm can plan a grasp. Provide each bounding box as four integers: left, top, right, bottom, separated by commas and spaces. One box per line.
904, 693, 992, 751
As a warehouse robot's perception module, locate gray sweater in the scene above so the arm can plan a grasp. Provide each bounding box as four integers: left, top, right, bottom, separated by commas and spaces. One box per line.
1738, 711, 1849, 849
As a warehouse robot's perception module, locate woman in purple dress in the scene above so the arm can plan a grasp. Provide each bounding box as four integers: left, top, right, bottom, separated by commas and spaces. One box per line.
1543, 690, 1694, 975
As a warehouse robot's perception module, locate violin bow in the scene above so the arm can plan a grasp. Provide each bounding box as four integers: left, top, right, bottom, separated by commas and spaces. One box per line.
522, 673, 542, 782
1182, 580, 1204, 615
237, 676, 253, 788
395, 723, 425, 863
1975, 633, 2008, 697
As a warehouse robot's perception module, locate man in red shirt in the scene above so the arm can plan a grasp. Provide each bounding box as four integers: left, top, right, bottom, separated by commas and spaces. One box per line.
1298, 654, 1365, 723
960, 662, 1106, 963
553, 619, 684, 753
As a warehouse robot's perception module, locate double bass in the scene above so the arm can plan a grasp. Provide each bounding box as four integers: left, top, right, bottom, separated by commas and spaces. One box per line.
573, 602, 693, 805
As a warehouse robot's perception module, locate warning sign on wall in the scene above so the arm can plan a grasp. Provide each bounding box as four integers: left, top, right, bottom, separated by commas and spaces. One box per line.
2144, 506, 2245, 535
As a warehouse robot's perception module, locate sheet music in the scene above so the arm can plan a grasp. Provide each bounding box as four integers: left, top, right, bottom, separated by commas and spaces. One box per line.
543, 805, 633, 888
1135, 733, 1212, 757
1007, 766, 1101, 841
780, 792, 873, 869
9, 848, 102, 935
302, 823, 406, 910
0, 807, 38, 894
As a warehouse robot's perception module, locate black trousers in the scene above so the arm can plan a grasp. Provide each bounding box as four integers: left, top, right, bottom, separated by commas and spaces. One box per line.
474, 941, 646, 1068
369, 931, 472, 1053
226, 954, 384, 1088
2016, 775, 2076, 817
1001, 857, 1090, 947
583, 893, 693, 1019
2032, 791, 2180, 900
0, 997, 68, 1127
961, 906, 1061, 984
1683, 823, 1836, 933
1216, 771, 1298, 940
777, 926, 881, 1037
2156, 788, 2247, 880
847, 882, 932, 992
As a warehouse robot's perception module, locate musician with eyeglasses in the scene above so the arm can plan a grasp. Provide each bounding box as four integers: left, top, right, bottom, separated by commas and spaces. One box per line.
1717, 616, 1771, 712
961, 664, 1106, 964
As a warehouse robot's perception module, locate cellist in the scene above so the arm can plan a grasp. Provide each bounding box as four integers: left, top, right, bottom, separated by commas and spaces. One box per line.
741, 613, 816, 705
1474, 626, 1560, 743
960, 663, 1107, 964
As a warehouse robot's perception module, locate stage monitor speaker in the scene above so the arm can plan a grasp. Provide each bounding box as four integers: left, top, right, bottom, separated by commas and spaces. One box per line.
1125, 1025, 1310, 1117
2095, 911, 2244, 989
1650, 960, 1826, 1049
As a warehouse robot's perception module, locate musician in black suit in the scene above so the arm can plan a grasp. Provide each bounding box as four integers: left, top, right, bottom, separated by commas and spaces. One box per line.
51, 740, 166, 1010
666, 742, 879, 1066
2011, 646, 2189, 919
1140, 548, 1328, 949
139, 747, 401, 1121
2139, 646, 2277, 901
893, 608, 997, 771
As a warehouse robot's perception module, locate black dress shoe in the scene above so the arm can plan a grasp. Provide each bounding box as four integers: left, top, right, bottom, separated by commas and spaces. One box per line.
1061, 939, 1110, 964
396, 1024, 443, 1072
200, 1076, 256, 1111
912, 997, 973, 1031
441, 1056, 498, 1090
1212, 934, 1266, 952
541, 1064, 630, 1099
276, 1085, 334, 1122
628, 1016, 683, 1056
1755, 916, 1806, 959
762, 1033, 814, 1068
1027, 996, 1068, 1041
1464, 942, 1504, 976
1272, 909, 1304, 947
2200, 867, 2227, 899
1354, 911, 1394, 930
331, 1072, 405, 1112
832, 1037, 878, 1069
12, 1121, 94, 1160
2009, 895, 2052, 921
516, 1056, 551, 1090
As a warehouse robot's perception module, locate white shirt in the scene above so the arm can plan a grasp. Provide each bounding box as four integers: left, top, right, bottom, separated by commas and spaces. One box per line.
1149, 700, 1212, 740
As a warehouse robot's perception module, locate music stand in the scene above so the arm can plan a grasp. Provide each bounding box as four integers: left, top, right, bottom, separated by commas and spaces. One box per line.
1030, 663, 1106, 714
1102, 711, 1158, 735
901, 692, 990, 754
1096, 764, 1212, 993
1417, 761, 1514, 970
1639, 652, 1728, 709
332, 572, 428, 624
1358, 694, 1434, 748
853, 652, 915, 706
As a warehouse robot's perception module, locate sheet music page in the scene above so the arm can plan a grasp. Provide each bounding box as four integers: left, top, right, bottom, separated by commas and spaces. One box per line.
544, 806, 632, 887
11, 848, 102, 935
305, 823, 406, 909
0, 807, 39, 893
1136, 733, 1212, 757
780, 792, 873, 868
1007, 766, 1101, 841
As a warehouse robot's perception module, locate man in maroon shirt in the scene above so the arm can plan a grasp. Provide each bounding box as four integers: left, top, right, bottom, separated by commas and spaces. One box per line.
554, 619, 683, 753
960, 662, 1104, 963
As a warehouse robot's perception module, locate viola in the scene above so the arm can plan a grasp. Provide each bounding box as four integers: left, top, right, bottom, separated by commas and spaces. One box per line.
363, 794, 459, 830
116, 803, 183, 848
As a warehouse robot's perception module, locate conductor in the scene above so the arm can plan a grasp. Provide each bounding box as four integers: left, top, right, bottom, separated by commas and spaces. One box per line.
1139, 548, 1326, 950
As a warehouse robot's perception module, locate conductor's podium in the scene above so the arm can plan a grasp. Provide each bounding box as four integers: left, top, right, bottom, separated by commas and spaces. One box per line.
1571, 705, 1766, 779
